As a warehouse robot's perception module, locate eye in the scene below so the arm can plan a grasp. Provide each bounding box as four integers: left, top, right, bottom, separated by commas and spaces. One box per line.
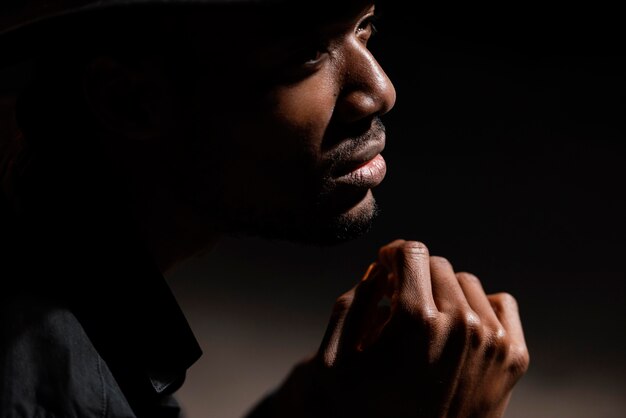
290, 44, 329, 67
356, 14, 379, 45
278, 41, 330, 81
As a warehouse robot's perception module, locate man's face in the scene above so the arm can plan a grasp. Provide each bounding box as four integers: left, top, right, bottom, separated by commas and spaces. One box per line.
179, 1, 396, 245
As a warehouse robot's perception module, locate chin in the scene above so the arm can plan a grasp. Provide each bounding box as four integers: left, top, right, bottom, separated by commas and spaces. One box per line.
224, 189, 380, 246
290, 189, 380, 246
323, 190, 379, 243
339, 189, 378, 223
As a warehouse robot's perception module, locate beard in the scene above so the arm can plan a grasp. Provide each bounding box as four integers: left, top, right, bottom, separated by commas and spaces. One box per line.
216, 186, 381, 246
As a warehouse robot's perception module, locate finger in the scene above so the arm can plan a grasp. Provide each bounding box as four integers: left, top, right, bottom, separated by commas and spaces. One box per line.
317, 288, 353, 367
456, 272, 500, 326
341, 262, 390, 353
429, 256, 469, 312
488, 293, 530, 376
377, 238, 406, 270
378, 240, 437, 316
318, 262, 388, 366
487, 293, 526, 345
359, 304, 392, 351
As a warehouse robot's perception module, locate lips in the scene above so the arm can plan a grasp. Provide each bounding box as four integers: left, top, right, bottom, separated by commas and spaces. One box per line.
332, 133, 387, 188
342, 153, 387, 186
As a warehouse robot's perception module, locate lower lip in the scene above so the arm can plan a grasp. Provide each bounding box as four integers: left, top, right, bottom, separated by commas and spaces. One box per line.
337, 154, 387, 187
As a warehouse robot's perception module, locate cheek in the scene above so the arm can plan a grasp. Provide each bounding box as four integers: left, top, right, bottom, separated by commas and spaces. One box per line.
210, 73, 339, 210
264, 74, 338, 159
275, 78, 336, 133
233, 73, 338, 167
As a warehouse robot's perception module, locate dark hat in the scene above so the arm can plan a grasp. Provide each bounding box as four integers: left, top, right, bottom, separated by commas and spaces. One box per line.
0, 0, 273, 92
1, 0, 264, 38
0, 0, 270, 58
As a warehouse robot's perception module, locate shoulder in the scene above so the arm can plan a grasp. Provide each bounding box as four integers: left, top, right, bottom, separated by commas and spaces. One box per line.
0, 295, 136, 418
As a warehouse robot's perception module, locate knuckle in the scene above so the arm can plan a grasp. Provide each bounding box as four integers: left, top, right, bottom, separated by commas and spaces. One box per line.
493, 326, 508, 342
462, 310, 482, 331
400, 241, 430, 258
507, 345, 530, 375
421, 308, 440, 328
392, 242, 429, 272
419, 312, 442, 339
456, 271, 481, 284
452, 309, 482, 335
378, 239, 406, 265
493, 292, 519, 311
395, 300, 439, 329
484, 327, 508, 357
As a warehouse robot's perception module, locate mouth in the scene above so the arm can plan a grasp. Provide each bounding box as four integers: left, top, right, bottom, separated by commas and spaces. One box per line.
332, 132, 387, 188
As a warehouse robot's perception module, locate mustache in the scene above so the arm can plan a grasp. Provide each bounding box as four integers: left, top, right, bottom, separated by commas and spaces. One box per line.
327, 116, 386, 163
329, 116, 386, 157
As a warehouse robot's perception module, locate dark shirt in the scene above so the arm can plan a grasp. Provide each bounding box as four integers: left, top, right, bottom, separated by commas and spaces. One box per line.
0, 144, 202, 417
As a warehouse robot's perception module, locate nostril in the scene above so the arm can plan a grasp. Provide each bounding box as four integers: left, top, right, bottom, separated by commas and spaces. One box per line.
335, 89, 380, 124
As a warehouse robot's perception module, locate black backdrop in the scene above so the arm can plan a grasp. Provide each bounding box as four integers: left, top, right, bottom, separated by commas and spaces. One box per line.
1, 3, 624, 417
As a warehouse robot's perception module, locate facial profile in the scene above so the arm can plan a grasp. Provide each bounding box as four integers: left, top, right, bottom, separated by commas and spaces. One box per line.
20, 1, 396, 250
176, 0, 397, 245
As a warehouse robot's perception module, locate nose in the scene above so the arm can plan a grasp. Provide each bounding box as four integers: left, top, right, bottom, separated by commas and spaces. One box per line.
335, 40, 397, 123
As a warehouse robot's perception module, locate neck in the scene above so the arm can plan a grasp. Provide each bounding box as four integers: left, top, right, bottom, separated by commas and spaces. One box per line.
130, 188, 221, 274
11, 133, 221, 275
118, 147, 221, 275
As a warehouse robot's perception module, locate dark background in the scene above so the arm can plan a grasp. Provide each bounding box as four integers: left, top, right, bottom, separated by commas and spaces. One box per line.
169, 4, 624, 417
1, 3, 623, 417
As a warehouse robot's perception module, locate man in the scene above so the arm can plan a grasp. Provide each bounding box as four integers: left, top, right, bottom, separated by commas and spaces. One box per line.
0, 0, 529, 417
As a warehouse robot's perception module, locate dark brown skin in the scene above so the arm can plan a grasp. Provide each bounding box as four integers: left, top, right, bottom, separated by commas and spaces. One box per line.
269, 240, 529, 417
75, 1, 529, 416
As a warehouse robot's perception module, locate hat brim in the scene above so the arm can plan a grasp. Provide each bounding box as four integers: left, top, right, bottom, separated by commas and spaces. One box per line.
0, 0, 268, 72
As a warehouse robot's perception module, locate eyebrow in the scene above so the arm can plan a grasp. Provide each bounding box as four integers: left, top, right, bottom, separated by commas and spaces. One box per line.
260, 1, 375, 43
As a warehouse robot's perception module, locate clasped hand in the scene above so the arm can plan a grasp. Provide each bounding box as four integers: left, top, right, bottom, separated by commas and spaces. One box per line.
269, 240, 529, 418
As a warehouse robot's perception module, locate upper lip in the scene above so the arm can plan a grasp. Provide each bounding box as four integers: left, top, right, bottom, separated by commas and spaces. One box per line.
331, 130, 386, 177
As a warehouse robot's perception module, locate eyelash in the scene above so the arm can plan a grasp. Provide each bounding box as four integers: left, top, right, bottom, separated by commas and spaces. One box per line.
357, 14, 379, 41
292, 13, 381, 69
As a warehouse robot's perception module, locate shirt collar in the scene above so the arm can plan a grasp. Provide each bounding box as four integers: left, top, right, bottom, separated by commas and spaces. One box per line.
12, 144, 203, 403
